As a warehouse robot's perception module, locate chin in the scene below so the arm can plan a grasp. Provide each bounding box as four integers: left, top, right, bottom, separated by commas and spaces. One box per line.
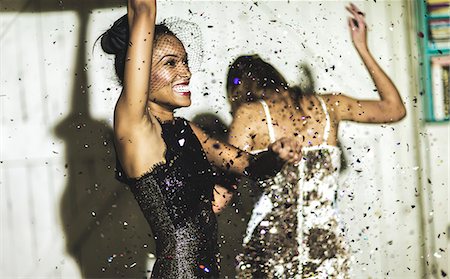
180, 99, 192, 107
172, 92, 192, 107
170, 99, 191, 109
174, 102, 190, 108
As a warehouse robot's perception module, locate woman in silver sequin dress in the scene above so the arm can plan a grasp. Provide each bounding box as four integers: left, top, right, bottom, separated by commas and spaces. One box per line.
227, 4, 406, 278
100, 1, 302, 277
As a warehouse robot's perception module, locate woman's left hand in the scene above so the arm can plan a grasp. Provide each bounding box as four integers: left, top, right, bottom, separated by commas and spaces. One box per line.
346, 3, 367, 50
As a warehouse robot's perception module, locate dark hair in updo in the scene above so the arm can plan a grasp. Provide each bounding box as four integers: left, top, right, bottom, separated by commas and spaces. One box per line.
100, 14, 175, 84
226, 55, 288, 111
226, 55, 305, 113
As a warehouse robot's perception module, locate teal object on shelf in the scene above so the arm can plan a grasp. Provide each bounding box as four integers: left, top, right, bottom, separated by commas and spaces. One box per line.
416, 0, 450, 122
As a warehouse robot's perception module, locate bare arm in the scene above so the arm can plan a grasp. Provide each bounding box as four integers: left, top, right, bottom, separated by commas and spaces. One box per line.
115, 0, 156, 132
114, 0, 166, 178
212, 185, 234, 214
190, 122, 253, 175
331, 3, 406, 123
190, 105, 301, 178
209, 105, 256, 214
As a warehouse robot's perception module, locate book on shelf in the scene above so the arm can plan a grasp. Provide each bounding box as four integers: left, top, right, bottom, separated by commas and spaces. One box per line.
430, 41, 450, 50
431, 56, 450, 120
429, 18, 450, 43
427, 16, 449, 50
427, 0, 450, 16
427, 0, 449, 4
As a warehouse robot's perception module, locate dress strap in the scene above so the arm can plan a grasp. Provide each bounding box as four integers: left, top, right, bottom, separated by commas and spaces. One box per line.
259, 100, 276, 144
317, 96, 330, 144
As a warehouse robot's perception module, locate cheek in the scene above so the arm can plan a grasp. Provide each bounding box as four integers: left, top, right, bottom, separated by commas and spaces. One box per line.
150, 67, 177, 92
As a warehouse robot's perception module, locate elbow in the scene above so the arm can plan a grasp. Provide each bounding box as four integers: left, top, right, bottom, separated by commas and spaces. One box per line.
395, 103, 407, 121
212, 205, 223, 214
398, 106, 407, 120
382, 100, 406, 122
386, 106, 406, 122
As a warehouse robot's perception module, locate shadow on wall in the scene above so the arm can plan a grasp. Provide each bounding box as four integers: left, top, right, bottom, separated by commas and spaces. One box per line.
16, 2, 155, 277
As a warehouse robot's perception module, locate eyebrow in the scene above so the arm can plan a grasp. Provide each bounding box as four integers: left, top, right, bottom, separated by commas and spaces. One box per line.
158, 54, 180, 63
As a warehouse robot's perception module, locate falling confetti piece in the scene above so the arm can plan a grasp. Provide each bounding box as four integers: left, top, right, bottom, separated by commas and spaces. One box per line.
178, 138, 185, 146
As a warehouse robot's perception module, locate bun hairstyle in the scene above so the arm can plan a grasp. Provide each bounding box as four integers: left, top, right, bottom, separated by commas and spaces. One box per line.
100, 14, 174, 84
226, 55, 291, 111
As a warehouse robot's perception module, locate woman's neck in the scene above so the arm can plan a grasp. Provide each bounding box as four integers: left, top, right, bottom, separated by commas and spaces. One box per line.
265, 89, 296, 107
148, 102, 175, 122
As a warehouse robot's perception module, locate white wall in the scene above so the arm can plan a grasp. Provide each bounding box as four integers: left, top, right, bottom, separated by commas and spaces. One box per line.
1, 0, 447, 278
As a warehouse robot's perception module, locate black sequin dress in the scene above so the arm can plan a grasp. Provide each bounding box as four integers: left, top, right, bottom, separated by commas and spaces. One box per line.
117, 118, 219, 278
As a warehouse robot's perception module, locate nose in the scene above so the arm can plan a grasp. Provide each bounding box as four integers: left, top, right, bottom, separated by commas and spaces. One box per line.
178, 62, 191, 79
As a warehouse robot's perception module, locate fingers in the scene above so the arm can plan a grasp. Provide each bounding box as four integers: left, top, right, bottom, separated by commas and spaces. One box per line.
346, 2, 366, 29
348, 17, 356, 31
271, 140, 282, 154
271, 138, 302, 164
350, 3, 365, 16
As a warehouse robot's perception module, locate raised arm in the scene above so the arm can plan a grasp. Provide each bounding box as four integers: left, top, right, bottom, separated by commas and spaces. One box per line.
115, 0, 157, 132
113, 0, 167, 178
329, 3, 406, 124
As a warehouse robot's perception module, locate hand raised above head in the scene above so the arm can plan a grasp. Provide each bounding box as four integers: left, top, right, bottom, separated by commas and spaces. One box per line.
346, 2, 367, 50
129, 0, 156, 15
269, 137, 302, 164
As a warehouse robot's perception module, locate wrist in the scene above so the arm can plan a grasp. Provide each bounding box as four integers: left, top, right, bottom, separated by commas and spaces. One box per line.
355, 43, 369, 54
245, 150, 284, 181
131, 3, 156, 16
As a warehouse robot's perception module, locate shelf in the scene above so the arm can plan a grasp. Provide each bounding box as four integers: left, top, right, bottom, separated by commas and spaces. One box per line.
416, 0, 450, 122
426, 15, 450, 21
426, 47, 450, 55
424, 118, 450, 123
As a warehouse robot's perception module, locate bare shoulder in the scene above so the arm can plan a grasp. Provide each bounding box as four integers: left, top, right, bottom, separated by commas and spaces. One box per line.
319, 93, 354, 120
234, 102, 263, 118
319, 92, 349, 105
228, 102, 265, 149
231, 102, 265, 130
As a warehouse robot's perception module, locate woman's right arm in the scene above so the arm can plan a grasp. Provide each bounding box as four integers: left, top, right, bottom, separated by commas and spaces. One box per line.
115, 0, 156, 134
114, 0, 165, 178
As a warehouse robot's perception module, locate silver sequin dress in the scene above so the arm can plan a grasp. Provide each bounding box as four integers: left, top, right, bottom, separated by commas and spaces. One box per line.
237, 98, 351, 278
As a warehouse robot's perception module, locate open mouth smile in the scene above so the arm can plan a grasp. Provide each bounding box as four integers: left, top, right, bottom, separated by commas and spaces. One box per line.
173, 83, 191, 96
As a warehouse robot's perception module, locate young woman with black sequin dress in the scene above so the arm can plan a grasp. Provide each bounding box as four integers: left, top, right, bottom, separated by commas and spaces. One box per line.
100, 1, 301, 278
227, 3, 406, 278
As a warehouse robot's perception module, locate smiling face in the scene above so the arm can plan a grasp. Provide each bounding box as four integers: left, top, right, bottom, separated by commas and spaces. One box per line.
148, 34, 192, 111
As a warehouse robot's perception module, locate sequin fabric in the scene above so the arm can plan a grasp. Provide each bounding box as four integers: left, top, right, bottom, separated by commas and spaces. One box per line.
237, 145, 350, 278
117, 118, 219, 278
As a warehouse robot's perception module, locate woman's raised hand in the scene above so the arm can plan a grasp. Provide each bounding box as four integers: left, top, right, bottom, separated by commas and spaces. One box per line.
129, 0, 156, 12
270, 138, 302, 164
346, 3, 367, 50
128, 0, 156, 25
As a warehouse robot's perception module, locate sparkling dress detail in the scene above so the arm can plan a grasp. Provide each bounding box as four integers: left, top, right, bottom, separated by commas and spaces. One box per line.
116, 118, 219, 278
237, 98, 350, 278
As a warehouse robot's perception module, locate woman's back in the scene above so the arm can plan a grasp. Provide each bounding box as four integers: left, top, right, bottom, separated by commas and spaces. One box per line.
233, 93, 337, 153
